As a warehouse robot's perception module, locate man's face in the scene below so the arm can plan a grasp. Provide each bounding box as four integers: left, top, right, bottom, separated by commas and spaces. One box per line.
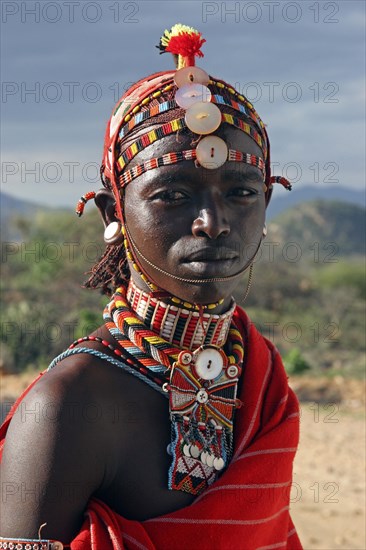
123, 125, 266, 310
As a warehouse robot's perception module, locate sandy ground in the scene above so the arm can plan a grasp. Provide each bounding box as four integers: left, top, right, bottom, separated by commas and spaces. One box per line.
290, 377, 366, 550
1, 372, 365, 550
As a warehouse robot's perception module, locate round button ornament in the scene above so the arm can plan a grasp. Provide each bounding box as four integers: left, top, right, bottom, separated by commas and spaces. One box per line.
196, 389, 209, 404
196, 136, 228, 169
226, 365, 239, 379
185, 102, 221, 135
175, 83, 212, 109
174, 66, 210, 88
193, 346, 227, 380
178, 350, 193, 365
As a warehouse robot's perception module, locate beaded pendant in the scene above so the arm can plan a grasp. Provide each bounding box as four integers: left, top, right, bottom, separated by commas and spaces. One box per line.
102, 285, 244, 496
167, 346, 241, 495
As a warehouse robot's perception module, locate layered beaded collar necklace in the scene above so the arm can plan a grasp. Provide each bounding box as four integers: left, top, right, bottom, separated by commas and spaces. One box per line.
126, 279, 235, 350
103, 283, 244, 496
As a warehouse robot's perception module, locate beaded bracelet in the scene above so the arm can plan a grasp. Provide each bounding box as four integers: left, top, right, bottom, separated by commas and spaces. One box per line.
0, 538, 68, 550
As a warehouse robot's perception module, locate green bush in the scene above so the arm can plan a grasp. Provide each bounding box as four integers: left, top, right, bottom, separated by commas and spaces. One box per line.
315, 262, 366, 299
284, 348, 312, 375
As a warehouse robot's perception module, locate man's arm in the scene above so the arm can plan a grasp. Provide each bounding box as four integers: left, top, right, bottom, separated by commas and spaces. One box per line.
0, 366, 107, 543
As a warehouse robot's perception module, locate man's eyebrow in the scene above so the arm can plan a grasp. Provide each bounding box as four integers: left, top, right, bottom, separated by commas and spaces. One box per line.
145, 172, 198, 187
222, 167, 264, 181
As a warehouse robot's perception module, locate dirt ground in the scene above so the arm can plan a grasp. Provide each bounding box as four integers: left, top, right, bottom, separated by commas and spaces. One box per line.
1, 372, 365, 550
290, 376, 366, 550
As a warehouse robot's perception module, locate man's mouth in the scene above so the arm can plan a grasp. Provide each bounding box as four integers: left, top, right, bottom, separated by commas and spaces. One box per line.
183, 248, 239, 263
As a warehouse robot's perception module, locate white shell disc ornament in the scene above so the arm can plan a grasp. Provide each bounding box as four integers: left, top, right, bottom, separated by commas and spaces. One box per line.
174, 66, 210, 88
213, 457, 225, 471
206, 453, 215, 468
200, 451, 208, 465
190, 444, 200, 458
183, 444, 191, 457
196, 136, 228, 169
185, 102, 221, 135
175, 83, 212, 109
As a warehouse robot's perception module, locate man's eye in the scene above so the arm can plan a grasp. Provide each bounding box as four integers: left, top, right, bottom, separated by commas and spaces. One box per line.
155, 190, 186, 202
229, 188, 254, 197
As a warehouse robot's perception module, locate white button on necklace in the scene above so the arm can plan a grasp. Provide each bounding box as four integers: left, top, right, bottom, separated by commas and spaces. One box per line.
193, 345, 227, 380
196, 389, 209, 403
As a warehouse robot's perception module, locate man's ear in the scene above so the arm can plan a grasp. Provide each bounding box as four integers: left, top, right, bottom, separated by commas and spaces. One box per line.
94, 189, 119, 228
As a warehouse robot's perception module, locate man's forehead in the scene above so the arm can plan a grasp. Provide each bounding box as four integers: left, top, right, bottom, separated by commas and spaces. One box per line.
128, 161, 264, 191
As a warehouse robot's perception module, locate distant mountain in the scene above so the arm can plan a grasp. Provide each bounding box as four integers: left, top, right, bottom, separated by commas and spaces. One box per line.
1, 190, 366, 255
269, 200, 365, 257
0, 192, 67, 241
1, 192, 41, 218
267, 186, 365, 220
1, 193, 39, 241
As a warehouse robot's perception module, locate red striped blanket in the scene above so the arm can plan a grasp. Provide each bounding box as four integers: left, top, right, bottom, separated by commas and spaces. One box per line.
0, 308, 302, 549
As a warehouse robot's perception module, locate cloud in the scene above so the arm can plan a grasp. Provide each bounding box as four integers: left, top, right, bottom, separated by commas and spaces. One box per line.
1, 0, 364, 206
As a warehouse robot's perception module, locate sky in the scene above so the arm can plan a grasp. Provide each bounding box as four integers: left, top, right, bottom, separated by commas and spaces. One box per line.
1, 0, 365, 208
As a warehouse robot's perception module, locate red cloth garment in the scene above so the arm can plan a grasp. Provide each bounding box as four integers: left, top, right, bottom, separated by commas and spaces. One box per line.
0, 308, 302, 549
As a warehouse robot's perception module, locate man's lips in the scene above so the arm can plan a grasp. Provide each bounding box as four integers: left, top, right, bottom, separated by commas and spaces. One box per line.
183, 249, 239, 262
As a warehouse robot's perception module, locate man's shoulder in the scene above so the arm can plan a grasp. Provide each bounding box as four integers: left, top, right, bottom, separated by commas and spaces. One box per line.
37, 346, 129, 403
4, 348, 132, 454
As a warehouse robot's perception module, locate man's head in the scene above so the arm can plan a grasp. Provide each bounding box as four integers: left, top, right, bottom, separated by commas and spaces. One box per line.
83, 24, 291, 304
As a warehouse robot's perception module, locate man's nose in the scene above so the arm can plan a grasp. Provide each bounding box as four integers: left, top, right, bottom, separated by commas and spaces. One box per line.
191, 206, 231, 239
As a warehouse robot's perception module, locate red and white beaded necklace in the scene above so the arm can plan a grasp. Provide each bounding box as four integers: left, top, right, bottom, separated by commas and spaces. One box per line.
103, 284, 244, 496
126, 279, 235, 350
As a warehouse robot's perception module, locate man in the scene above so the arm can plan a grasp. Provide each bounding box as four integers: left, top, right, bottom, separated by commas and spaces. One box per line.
0, 24, 301, 549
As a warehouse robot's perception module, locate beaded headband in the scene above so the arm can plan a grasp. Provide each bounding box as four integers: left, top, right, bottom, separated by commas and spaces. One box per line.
76, 23, 291, 217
